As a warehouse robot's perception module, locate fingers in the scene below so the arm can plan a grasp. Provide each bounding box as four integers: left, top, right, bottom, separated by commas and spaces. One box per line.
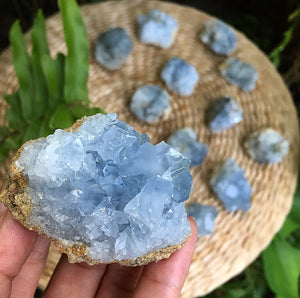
96, 263, 143, 298
11, 236, 50, 298
43, 254, 107, 298
0, 202, 39, 298
133, 217, 197, 298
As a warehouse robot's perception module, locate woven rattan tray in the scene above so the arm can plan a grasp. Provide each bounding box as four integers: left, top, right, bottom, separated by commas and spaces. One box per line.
0, 0, 299, 296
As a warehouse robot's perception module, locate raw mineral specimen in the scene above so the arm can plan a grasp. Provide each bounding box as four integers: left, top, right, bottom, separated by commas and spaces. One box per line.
186, 203, 218, 237
130, 85, 170, 123
167, 128, 208, 166
208, 96, 243, 133
245, 128, 289, 164
1, 113, 193, 265
95, 27, 133, 70
138, 9, 178, 48
161, 57, 199, 96
200, 20, 237, 55
220, 58, 258, 92
210, 158, 252, 212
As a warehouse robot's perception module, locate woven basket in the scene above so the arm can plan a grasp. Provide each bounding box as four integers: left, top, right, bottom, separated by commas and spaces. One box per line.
0, 0, 299, 296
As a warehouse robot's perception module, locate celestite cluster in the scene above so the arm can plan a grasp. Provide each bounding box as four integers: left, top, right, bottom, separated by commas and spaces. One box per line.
15, 114, 192, 262
186, 203, 218, 237
95, 28, 133, 70
245, 128, 289, 164
210, 158, 252, 212
200, 20, 237, 55
130, 85, 170, 123
167, 128, 208, 166
138, 10, 178, 48
208, 96, 243, 133
220, 58, 258, 92
161, 57, 199, 96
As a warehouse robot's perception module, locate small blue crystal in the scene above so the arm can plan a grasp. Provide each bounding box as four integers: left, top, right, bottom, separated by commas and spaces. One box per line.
95, 27, 133, 70
200, 20, 237, 55
161, 57, 199, 96
210, 158, 252, 212
220, 58, 258, 92
167, 128, 208, 166
186, 203, 218, 237
16, 113, 193, 262
130, 85, 170, 123
138, 9, 178, 48
245, 128, 289, 164
208, 96, 243, 133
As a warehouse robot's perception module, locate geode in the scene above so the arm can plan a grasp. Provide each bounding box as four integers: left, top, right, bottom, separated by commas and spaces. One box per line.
130, 85, 170, 123
138, 9, 178, 49
0, 113, 193, 266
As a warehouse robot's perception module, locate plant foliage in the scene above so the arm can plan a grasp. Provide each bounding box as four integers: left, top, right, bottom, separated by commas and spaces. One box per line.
0, 0, 105, 162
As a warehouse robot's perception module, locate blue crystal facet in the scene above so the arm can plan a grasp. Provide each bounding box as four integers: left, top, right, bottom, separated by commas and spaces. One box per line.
130, 85, 170, 123
138, 9, 178, 48
95, 27, 133, 70
220, 58, 258, 92
161, 57, 199, 96
167, 128, 208, 166
208, 96, 243, 133
200, 20, 237, 55
245, 128, 289, 164
210, 158, 252, 212
16, 113, 192, 262
186, 203, 218, 237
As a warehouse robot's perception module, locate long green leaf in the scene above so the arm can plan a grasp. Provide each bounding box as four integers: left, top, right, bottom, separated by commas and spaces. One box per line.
263, 239, 300, 298
23, 120, 42, 142
4, 92, 25, 129
49, 104, 75, 129
10, 21, 33, 120
58, 0, 89, 104
31, 10, 50, 117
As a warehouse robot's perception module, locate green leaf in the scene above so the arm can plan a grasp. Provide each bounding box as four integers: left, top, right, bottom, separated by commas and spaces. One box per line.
41, 54, 60, 109
278, 217, 300, 239
39, 116, 53, 137
289, 184, 300, 224
263, 239, 300, 298
71, 105, 106, 119
31, 10, 50, 117
58, 0, 89, 104
49, 105, 75, 130
23, 120, 42, 142
0, 146, 9, 162
4, 92, 25, 129
9, 21, 33, 120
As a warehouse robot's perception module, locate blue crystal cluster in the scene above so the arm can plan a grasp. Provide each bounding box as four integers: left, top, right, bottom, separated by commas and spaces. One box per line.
138, 10, 178, 48
245, 128, 289, 164
220, 58, 258, 92
95, 27, 133, 70
200, 20, 237, 55
161, 57, 199, 96
208, 96, 243, 133
16, 114, 192, 262
130, 85, 170, 123
167, 128, 208, 166
186, 203, 218, 237
210, 158, 252, 212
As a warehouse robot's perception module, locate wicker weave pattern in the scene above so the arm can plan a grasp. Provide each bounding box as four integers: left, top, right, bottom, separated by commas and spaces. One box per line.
0, 0, 299, 296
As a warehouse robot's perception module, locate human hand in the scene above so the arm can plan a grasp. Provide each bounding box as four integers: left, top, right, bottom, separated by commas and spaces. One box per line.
0, 183, 197, 298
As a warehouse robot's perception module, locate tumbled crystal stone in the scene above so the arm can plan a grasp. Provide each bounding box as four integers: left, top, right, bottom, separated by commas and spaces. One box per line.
210, 158, 252, 212
161, 57, 199, 96
15, 113, 192, 263
220, 58, 258, 92
138, 9, 178, 48
95, 27, 133, 70
245, 128, 289, 164
167, 128, 208, 166
208, 96, 243, 133
186, 203, 218, 237
200, 20, 237, 55
130, 85, 170, 123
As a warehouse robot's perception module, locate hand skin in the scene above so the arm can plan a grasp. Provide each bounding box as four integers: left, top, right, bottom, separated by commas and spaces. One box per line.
0, 185, 197, 298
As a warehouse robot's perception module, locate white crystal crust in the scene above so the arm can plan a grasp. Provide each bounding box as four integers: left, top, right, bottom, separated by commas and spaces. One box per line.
16, 113, 192, 263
